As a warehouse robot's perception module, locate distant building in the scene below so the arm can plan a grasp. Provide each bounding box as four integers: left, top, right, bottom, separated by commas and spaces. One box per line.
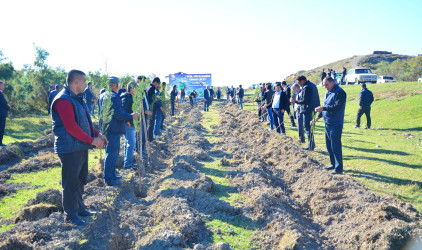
373, 51, 392, 55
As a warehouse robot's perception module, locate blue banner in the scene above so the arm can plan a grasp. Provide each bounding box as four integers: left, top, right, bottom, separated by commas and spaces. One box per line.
169, 73, 212, 99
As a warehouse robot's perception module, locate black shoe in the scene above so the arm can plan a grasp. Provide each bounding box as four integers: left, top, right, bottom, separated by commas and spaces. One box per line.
325, 166, 335, 170
302, 147, 314, 151
106, 180, 121, 186
66, 216, 85, 226
291, 124, 296, 127
331, 170, 343, 175
114, 175, 123, 180
0, 143, 6, 147
78, 209, 97, 217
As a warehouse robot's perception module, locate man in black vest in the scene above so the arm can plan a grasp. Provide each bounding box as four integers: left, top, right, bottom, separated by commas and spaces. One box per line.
281, 81, 296, 127
290, 76, 320, 151
51, 70, 107, 225
0, 81, 11, 146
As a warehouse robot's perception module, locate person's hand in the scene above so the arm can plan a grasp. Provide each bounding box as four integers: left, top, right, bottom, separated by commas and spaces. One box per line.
92, 137, 104, 149
281, 109, 285, 113
145, 110, 152, 116
315, 106, 323, 113
126, 121, 131, 127
310, 117, 320, 126
290, 97, 295, 104
359, 106, 362, 110
99, 134, 108, 146
261, 106, 267, 110
132, 113, 139, 120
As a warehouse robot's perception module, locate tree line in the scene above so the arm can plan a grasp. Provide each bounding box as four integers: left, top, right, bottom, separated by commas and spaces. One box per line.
0, 45, 157, 113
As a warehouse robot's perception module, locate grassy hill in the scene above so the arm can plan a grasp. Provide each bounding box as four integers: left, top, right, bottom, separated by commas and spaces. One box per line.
244, 81, 422, 211
284, 54, 421, 84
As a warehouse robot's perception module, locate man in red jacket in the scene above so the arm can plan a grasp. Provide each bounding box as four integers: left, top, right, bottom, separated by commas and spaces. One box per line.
51, 69, 107, 226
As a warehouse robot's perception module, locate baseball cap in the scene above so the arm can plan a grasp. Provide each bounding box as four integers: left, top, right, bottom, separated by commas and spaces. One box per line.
108, 76, 119, 85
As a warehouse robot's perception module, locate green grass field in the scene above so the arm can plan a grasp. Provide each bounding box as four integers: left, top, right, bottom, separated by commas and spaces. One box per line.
244, 82, 422, 211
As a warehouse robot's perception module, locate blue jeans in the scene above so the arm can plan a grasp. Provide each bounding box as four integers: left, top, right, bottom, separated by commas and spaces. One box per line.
154, 112, 163, 136
325, 124, 343, 172
104, 134, 121, 183
239, 98, 243, 109
272, 108, 285, 134
180, 97, 185, 103
193, 98, 197, 106
124, 124, 136, 168
267, 107, 274, 130
297, 111, 305, 142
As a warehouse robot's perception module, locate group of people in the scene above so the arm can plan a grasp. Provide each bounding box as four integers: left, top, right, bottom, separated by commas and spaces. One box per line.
320, 67, 347, 84
254, 75, 374, 176
226, 85, 244, 108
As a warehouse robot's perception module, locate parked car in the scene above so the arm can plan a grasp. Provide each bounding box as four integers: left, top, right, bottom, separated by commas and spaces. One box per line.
335, 72, 345, 85
377, 76, 396, 83
345, 68, 377, 85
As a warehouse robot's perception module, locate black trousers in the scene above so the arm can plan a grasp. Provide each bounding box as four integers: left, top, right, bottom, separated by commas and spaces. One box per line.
356, 106, 371, 128
170, 100, 175, 116
148, 112, 155, 141
58, 150, 88, 218
0, 117, 5, 144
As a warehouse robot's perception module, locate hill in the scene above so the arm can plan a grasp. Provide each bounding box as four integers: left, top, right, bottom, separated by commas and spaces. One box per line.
285, 53, 421, 84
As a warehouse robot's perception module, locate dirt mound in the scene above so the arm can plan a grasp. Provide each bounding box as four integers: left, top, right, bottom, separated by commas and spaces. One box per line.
0, 134, 54, 165
25, 188, 62, 211
14, 204, 58, 223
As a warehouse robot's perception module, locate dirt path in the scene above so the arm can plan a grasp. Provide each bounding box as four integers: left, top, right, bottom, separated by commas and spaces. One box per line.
0, 102, 421, 249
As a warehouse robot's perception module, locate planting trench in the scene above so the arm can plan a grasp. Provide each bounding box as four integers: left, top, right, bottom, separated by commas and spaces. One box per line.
0, 102, 421, 249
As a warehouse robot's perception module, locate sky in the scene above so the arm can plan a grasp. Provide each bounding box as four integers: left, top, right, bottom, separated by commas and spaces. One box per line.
2, 0, 421, 87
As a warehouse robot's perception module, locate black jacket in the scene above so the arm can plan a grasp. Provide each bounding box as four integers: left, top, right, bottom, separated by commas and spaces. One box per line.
170, 89, 178, 101
238, 88, 244, 98
295, 81, 320, 114
145, 84, 156, 106
204, 89, 211, 100
284, 85, 292, 106
181, 89, 185, 97
359, 88, 374, 107
0, 91, 11, 118
321, 72, 327, 80
263, 89, 275, 108
121, 92, 134, 126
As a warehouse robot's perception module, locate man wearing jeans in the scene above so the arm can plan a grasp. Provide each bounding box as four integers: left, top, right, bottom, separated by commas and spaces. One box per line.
121, 82, 138, 170
354, 83, 374, 129
100, 77, 138, 186
261, 83, 275, 130
270, 82, 288, 134
51, 70, 107, 225
238, 85, 244, 109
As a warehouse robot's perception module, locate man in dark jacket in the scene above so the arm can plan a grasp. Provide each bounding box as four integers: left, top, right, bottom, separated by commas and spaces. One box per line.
314, 77, 347, 174
121, 82, 138, 170
270, 82, 289, 134
180, 87, 185, 103
261, 83, 275, 130
100, 77, 138, 186
203, 86, 211, 112
49, 84, 61, 113
0, 81, 11, 146
51, 70, 107, 225
216, 87, 222, 101
341, 67, 347, 84
170, 85, 178, 116
209, 86, 215, 106
83, 82, 95, 116
354, 83, 374, 129
238, 85, 244, 109
226, 86, 231, 103
146, 77, 160, 141
281, 81, 296, 127
290, 76, 320, 150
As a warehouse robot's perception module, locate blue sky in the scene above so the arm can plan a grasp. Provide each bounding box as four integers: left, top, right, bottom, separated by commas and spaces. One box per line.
2, 0, 421, 86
